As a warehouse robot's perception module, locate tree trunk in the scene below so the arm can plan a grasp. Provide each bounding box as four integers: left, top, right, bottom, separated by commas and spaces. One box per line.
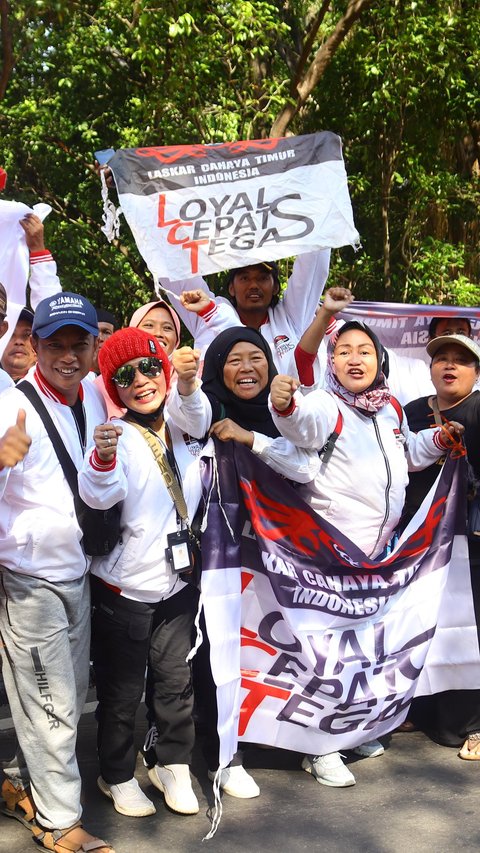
270, 0, 374, 137
0, 0, 14, 100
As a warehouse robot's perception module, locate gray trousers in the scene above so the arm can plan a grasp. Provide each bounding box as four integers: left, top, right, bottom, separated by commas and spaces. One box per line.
0, 568, 90, 829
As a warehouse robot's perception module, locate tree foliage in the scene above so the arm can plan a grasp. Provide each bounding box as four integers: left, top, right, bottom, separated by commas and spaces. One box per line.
0, 0, 479, 320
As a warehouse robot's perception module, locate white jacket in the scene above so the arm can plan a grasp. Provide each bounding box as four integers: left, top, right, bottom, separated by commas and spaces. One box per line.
0, 368, 13, 393
29, 250, 62, 308
386, 349, 435, 406
0, 369, 106, 580
167, 384, 320, 483
0, 250, 61, 362
270, 390, 446, 558
78, 410, 203, 603
162, 249, 330, 379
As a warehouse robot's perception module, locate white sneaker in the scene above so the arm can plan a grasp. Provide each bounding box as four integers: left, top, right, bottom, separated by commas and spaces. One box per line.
97, 776, 156, 817
302, 753, 356, 787
147, 764, 199, 814
208, 765, 260, 799
351, 739, 385, 758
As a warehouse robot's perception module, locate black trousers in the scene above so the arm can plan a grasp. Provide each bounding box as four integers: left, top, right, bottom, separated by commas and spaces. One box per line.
91, 576, 198, 784
145, 608, 244, 772
409, 542, 480, 746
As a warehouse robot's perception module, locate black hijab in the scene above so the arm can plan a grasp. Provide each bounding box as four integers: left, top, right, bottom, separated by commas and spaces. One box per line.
201, 326, 280, 438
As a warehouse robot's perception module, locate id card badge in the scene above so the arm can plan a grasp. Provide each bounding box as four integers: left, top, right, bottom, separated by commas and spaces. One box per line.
166, 530, 193, 573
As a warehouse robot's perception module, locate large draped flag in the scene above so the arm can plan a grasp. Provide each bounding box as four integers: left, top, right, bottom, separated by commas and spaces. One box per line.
99, 132, 359, 282
200, 440, 478, 770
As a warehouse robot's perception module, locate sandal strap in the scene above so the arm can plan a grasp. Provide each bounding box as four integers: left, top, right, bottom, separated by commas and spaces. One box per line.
32, 820, 113, 852
468, 732, 480, 743
33, 820, 82, 851
1, 779, 36, 822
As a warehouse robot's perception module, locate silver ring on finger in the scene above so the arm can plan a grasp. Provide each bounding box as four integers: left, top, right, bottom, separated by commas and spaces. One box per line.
103, 430, 109, 440
107, 438, 112, 447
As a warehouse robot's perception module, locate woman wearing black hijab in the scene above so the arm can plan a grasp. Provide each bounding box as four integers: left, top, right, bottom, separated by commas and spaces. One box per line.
201, 326, 280, 438
168, 326, 318, 480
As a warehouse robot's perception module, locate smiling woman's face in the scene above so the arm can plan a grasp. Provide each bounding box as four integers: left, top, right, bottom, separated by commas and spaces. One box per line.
332, 329, 378, 393
116, 356, 167, 413
222, 341, 269, 399
137, 306, 178, 355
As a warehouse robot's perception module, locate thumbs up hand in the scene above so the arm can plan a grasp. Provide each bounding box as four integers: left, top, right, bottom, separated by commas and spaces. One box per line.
0, 409, 32, 469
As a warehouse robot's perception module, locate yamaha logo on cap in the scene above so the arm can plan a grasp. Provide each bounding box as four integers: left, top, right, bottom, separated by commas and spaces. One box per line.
32, 291, 99, 339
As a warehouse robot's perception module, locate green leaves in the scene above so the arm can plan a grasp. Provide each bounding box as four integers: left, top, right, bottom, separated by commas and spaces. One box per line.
0, 0, 478, 311
168, 12, 196, 37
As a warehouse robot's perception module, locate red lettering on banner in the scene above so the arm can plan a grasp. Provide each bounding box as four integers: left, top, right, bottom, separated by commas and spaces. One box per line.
166, 222, 193, 245
157, 194, 178, 228
157, 193, 209, 273
241, 627, 276, 656
239, 675, 290, 735
181, 239, 209, 274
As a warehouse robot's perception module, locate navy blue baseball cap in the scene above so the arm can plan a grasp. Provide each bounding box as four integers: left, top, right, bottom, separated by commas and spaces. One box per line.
18, 307, 34, 325
32, 292, 98, 339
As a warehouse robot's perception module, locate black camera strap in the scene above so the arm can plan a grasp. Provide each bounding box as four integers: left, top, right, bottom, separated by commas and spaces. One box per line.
17, 381, 82, 509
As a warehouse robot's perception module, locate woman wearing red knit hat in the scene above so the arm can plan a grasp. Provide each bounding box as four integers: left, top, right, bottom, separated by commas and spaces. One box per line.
78, 326, 207, 820
95, 299, 183, 419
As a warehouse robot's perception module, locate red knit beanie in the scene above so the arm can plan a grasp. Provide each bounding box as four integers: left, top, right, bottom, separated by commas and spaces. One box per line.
99, 327, 171, 408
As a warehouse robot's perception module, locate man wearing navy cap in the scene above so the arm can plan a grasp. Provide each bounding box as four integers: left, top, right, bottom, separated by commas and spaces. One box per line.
0, 293, 114, 852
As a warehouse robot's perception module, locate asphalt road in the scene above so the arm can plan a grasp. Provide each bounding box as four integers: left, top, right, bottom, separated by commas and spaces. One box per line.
1, 688, 480, 853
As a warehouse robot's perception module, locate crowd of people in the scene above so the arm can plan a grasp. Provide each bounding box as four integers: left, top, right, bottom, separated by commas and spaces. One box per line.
0, 213, 479, 853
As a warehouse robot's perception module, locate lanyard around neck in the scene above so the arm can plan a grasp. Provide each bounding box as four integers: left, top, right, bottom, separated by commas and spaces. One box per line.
125, 417, 189, 525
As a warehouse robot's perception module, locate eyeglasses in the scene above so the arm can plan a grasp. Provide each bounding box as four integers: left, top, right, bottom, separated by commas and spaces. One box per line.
112, 357, 163, 388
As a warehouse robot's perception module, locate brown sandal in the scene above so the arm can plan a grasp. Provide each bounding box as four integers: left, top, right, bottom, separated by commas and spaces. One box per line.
1, 778, 36, 830
459, 732, 480, 760
396, 720, 417, 733
32, 819, 115, 852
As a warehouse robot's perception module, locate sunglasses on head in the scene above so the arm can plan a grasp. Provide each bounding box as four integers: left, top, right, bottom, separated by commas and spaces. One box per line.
112, 357, 164, 388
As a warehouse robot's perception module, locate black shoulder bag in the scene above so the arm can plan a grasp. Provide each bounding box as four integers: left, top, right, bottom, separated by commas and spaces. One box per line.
17, 381, 121, 556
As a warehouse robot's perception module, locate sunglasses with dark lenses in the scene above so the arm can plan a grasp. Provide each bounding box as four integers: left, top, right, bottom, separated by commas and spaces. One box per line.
112, 357, 164, 388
